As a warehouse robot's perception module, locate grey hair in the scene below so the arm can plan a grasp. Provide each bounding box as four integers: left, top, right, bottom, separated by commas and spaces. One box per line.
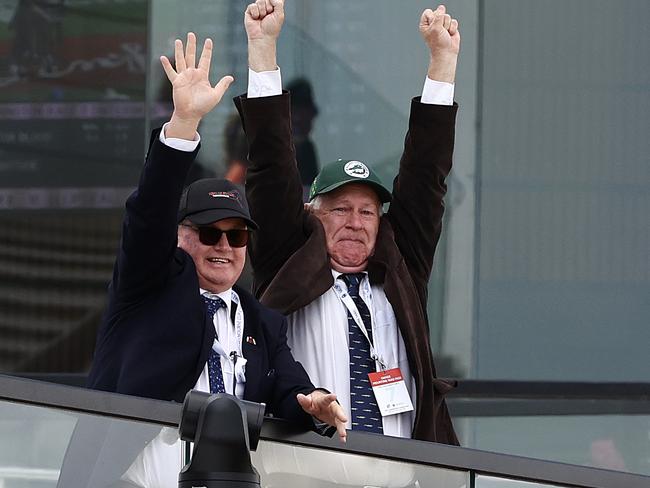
309, 195, 324, 211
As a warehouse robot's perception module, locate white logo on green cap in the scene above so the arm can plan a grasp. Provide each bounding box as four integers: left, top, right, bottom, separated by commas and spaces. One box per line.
344, 160, 370, 179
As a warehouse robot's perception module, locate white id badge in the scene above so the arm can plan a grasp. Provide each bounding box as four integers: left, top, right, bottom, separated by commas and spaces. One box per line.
368, 368, 414, 417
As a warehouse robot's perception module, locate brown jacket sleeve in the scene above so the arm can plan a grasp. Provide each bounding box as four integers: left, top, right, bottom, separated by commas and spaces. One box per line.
386, 98, 458, 311
234, 93, 309, 298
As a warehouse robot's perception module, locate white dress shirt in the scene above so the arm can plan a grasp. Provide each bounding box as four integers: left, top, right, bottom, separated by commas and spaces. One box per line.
247, 67, 454, 105
195, 288, 247, 398
287, 271, 416, 437
247, 67, 452, 437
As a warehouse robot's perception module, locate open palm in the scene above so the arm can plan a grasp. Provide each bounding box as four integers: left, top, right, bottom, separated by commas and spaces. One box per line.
170, 68, 222, 120
160, 33, 233, 122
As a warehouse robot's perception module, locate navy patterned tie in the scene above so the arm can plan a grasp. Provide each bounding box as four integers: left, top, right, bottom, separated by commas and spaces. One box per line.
202, 295, 226, 394
341, 273, 383, 434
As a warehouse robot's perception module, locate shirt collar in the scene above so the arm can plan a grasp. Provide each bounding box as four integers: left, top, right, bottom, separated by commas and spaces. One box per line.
331, 269, 368, 281
200, 288, 232, 314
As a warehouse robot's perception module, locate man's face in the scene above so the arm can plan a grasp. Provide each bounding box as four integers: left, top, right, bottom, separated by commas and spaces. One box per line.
177, 217, 247, 293
311, 183, 381, 273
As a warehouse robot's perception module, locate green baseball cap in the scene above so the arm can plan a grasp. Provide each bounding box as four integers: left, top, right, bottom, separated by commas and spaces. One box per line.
308, 159, 392, 203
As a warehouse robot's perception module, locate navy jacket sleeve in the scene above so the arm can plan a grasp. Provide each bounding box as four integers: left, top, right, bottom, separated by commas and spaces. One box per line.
87, 131, 203, 394
112, 130, 199, 305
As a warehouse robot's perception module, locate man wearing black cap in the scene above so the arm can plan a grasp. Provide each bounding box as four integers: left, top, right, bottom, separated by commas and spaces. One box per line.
87, 32, 346, 443
237, 1, 459, 444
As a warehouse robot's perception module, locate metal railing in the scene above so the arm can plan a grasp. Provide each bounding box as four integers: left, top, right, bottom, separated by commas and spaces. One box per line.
14, 373, 650, 416
2, 374, 650, 488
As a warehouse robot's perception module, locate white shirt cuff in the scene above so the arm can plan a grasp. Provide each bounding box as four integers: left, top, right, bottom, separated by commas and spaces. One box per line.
247, 67, 282, 98
159, 122, 201, 152
421, 77, 454, 106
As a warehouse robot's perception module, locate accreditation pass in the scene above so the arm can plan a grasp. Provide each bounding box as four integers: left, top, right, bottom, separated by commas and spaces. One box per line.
368, 368, 414, 417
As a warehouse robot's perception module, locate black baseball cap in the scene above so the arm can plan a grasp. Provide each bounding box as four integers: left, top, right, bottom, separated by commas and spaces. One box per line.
308, 159, 392, 203
177, 178, 258, 229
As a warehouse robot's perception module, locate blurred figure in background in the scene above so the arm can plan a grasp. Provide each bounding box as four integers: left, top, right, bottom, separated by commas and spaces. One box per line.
222, 112, 249, 184
287, 77, 320, 199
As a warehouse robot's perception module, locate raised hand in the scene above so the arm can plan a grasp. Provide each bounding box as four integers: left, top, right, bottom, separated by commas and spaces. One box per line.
160, 33, 234, 139
419, 5, 460, 83
245, 0, 284, 41
297, 391, 348, 443
245, 0, 285, 72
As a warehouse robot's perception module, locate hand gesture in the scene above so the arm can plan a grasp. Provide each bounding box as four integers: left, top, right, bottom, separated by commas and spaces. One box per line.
160, 33, 234, 139
297, 391, 348, 443
419, 5, 460, 83
245, 0, 285, 42
245, 0, 284, 72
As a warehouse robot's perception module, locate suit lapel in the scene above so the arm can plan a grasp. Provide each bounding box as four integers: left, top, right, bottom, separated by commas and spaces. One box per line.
370, 219, 438, 437
196, 292, 215, 384
236, 289, 263, 400
370, 219, 424, 395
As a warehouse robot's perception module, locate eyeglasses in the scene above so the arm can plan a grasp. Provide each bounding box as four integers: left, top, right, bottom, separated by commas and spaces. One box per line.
179, 224, 251, 247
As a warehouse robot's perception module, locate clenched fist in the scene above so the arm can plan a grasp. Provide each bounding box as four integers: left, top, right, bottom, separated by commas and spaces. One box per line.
245, 0, 285, 42
245, 0, 285, 72
419, 5, 460, 83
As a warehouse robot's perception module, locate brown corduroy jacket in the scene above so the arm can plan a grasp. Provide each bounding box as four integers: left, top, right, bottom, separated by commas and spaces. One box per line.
235, 92, 459, 445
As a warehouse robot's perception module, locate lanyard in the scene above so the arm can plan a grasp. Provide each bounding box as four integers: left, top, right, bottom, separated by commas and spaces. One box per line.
206, 290, 247, 387
332, 277, 387, 371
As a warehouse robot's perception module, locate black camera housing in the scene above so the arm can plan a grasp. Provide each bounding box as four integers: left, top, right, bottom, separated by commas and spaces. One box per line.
178, 390, 266, 488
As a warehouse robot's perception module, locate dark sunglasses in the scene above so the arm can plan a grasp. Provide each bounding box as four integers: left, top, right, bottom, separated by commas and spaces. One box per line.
180, 223, 251, 247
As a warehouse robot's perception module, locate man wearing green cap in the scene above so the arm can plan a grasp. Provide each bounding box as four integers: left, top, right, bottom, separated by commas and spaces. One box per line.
236, 0, 459, 444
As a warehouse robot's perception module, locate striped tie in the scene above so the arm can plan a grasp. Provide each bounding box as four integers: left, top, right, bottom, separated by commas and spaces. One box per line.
202, 295, 227, 394
341, 273, 383, 434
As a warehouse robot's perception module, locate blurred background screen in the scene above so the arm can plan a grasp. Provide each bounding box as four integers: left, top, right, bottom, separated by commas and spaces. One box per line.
0, 0, 147, 197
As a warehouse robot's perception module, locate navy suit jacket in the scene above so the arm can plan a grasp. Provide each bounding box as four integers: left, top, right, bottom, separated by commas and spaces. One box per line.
87, 130, 315, 425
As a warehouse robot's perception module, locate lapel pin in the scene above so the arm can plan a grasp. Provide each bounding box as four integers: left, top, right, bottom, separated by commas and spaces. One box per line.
246, 336, 257, 346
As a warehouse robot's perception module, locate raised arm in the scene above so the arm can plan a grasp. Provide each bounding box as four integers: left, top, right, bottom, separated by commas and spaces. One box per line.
237, 0, 309, 297
386, 5, 460, 295
113, 34, 233, 301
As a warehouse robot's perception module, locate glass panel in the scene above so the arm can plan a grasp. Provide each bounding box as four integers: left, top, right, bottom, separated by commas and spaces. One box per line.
0, 399, 177, 488
251, 440, 469, 488
1, 396, 469, 488
475, 0, 650, 382
459, 415, 650, 477
475, 475, 567, 488
1, 0, 647, 388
